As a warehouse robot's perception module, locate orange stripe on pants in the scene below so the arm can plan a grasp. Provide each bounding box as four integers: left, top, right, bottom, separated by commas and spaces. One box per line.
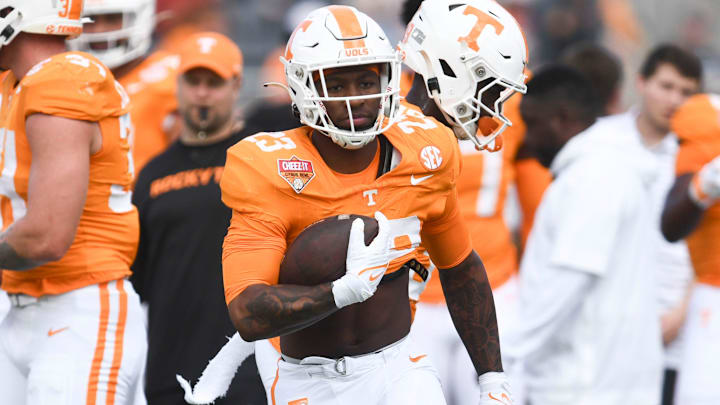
106, 279, 128, 405
86, 282, 110, 405
270, 358, 281, 405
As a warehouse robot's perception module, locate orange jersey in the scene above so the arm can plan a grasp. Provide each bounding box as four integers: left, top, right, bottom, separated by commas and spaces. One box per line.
419, 95, 526, 303
220, 101, 473, 304
673, 93, 720, 287
119, 50, 179, 174
0, 52, 139, 297
515, 158, 552, 246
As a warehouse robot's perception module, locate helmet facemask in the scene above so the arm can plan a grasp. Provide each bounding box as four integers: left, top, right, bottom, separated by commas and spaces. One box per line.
67, 0, 154, 69
298, 61, 401, 149
434, 59, 525, 151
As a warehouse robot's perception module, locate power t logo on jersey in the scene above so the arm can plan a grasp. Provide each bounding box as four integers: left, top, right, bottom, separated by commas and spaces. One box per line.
278, 156, 316, 193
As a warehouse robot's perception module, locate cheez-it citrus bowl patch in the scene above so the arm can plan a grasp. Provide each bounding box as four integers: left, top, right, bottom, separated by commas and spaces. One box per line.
278, 156, 316, 193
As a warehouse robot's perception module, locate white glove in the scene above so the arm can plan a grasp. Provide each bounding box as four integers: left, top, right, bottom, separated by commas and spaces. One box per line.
689, 155, 720, 207
478, 372, 514, 405
332, 211, 402, 308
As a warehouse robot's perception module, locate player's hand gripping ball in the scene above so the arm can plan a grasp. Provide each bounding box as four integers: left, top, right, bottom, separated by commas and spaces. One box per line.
278, 214, 379, 286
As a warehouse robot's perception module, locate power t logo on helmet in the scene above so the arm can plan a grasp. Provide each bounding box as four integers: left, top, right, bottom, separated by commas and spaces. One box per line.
0, 0, 87, 49
279, 5, 402, 149
399, 0, 528, 151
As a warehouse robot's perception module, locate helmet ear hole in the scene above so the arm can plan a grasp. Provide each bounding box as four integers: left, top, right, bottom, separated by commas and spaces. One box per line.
291, 104, 301, 120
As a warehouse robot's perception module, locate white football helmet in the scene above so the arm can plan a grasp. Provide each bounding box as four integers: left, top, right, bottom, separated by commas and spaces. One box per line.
67, 0, 154, 69
0, 0, 88, 50
398, 0, 528, 151
280, 5, 401, 149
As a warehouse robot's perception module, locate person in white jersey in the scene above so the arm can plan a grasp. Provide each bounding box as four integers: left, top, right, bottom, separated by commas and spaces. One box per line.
504, 65, 664, 405
631, 44, 701, 404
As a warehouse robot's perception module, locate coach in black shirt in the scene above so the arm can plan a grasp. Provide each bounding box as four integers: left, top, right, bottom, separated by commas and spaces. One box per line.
131, 32, 265, 405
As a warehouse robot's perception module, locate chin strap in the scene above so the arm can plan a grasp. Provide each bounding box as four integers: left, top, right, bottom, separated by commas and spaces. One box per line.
263, 81, 291, 92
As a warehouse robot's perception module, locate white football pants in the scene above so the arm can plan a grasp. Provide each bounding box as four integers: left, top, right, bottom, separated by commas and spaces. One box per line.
409, 275, 519, 405
675, 283, 720, 404
0, 279, 147, 405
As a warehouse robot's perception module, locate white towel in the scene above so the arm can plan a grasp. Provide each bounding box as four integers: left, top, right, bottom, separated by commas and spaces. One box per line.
176, 332, 255, 404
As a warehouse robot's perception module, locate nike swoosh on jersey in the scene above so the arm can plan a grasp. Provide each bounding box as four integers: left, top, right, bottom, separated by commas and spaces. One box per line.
410, 174, 433, 185
409, 354, 427, 362
48, 327, 69, 337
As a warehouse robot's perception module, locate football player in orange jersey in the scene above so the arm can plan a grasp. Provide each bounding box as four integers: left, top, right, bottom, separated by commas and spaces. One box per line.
219, 5, 513, 405
0, 1, 146, 404
397, 1, 527, 403
662, 93, 720, 404
68, 0, 181, 174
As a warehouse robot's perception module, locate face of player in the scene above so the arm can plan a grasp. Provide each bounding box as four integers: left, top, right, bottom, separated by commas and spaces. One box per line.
82, 13, 126, 51
520, 96, 565, 168
638, 63, 699, 133
316, 66, 381, 131
177, 68, 240, 135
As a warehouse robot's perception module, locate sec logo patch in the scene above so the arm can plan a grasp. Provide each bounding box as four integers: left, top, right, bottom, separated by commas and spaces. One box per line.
419, 146, 442, 170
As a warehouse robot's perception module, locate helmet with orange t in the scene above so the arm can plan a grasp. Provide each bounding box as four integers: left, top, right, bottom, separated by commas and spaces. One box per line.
280, 5, 401, 150
67, 0, 154, 69
0, 0, 87, 50
398, 0, 528, 151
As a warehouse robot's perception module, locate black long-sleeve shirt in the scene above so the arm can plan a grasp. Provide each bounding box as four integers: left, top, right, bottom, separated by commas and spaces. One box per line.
131, 129, 265, 404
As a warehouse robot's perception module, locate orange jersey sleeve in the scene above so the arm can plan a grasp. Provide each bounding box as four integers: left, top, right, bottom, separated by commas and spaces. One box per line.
1, 52, 138, 297
222, 211, 287, 304
673, 94, 720, 175
672, 93, 720, 287
220, 141, 294, 303
19, 53, 127, 120
421, 138, 473, 270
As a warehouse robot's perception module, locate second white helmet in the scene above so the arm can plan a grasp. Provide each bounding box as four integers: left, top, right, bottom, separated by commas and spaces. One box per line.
281, 5, 401, 149
67, 0, 155, 69
399, 0, 528, 151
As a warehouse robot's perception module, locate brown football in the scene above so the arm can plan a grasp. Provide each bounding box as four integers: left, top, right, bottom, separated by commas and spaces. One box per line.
278, 214, 379, 286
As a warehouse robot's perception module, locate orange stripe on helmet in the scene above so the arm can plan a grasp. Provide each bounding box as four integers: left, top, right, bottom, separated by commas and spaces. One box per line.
69, 0, 84, 20
285, 19, 313, 60
327, 6, 366, 49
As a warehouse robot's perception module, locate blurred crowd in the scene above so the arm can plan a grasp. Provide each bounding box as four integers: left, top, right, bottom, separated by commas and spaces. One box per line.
151, 0, 720, 110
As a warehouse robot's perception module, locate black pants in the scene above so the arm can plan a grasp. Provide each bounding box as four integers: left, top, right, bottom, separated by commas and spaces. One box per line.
145, 355, 266, 405
662, 368, 678, 405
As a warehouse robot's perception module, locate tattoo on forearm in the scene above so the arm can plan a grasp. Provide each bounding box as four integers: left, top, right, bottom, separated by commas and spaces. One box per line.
0, 232, 42, 270
238, 283, 338, 339
439, 252, 502, 375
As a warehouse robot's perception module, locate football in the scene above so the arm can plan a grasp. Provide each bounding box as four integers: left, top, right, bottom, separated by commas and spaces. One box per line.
278, 214, 379, 286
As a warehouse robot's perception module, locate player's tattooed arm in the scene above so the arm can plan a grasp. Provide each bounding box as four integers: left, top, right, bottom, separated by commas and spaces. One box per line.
228, 283, 339, 341
439, 251, 503, 375
0, 226, 46, 270
661, 173, 705, 242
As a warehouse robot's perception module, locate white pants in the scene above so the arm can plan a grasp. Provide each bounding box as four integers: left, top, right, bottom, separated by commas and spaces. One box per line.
0, 279, 147, 405
255, 339, 281, 404
675, 283, 720, 404
409, 276, 519, 405
265, 336, 445, 405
